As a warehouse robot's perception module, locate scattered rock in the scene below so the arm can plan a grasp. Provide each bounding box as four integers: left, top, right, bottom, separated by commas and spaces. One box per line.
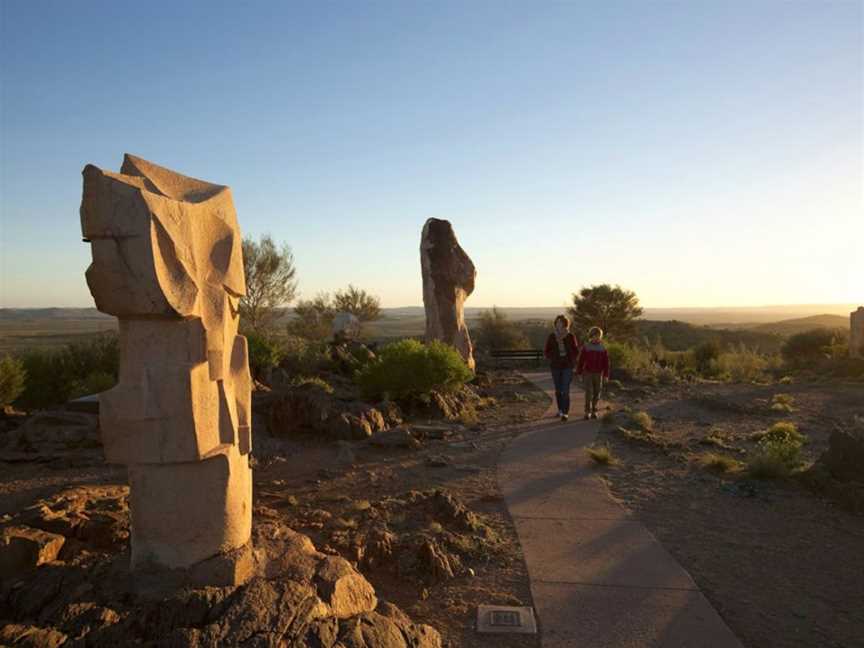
368, 427, 421, 450
0, 623, 68, 648
416, 540, 456, 583
816, 428, 864, 483
0, 525, 66, 580
315, 555, 378, 618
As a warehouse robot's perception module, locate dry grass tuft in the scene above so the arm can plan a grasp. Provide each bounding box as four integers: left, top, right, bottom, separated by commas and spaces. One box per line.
586, 444, 616, 466
698, 452, 743, 473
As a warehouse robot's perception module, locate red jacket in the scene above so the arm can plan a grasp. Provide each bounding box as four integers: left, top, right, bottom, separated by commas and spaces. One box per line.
544, 333, 580, 369
577, 342, 610, 377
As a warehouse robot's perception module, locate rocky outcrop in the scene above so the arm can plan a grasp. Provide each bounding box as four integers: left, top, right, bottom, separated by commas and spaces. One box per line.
269, 383, 390, 441
0, 512, 442, 647
420, 218, 476, 371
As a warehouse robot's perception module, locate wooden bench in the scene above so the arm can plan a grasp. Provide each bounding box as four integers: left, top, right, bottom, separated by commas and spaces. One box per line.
489, 349, 544, 362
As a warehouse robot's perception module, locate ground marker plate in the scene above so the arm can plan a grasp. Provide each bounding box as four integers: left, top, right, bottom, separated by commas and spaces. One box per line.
476, 605, 537, 634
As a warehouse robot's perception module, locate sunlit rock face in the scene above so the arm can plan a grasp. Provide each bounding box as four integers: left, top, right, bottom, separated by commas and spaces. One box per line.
81, 154, 252, 582
851, 307, 864, 358
420, 218, 476, 371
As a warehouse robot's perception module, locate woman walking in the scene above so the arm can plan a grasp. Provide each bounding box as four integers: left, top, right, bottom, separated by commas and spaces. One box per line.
544, 315, 580, 421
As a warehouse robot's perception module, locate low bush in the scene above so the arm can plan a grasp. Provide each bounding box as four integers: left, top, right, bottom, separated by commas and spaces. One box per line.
290, 375, 334, 394
17, 334, 119, 409
356, 339, 472, 400
245, 331, 286, 379
0, 355, 26, 406
747, 421, 807, 478
781, 328, 839, 367
770, 393, 796, 413
698, 452, 742, 473
711, 346, 774, 383
278, 335, 333, 376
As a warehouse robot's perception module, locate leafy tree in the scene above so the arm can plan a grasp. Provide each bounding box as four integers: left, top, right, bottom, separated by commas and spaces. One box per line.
568, 284, 643, 340
781, 328, 838, 366
240, 235, 298, 333
476, 307, 529, 350
289, 293, 337, 339
332, 285, 382, 322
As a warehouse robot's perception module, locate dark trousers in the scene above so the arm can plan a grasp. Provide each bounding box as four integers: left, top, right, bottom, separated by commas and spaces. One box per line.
583, 372, 602, 414
550, 367, 573, 414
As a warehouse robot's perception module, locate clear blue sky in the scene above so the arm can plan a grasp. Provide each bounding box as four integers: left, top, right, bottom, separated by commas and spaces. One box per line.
1, 1, 861, 309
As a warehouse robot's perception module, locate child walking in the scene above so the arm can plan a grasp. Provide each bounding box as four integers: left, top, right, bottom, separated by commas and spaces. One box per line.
544, 315, 580, 421
576, 326, 610, 419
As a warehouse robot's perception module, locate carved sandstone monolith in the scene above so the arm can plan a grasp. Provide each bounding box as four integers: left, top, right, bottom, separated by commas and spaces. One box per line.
420, 218, 476, 370
80, 154, 252, 583
851, 307, 864, 358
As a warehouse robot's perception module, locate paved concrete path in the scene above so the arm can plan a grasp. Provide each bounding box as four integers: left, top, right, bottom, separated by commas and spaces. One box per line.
498, 371, 742, 648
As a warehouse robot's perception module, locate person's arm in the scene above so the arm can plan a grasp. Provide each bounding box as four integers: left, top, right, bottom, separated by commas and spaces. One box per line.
602, 349, 610, 379
576, 347, 585, 375
544, 334, 554, 360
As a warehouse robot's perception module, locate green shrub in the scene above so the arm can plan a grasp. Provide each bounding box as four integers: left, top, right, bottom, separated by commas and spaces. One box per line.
279, 335, 333, 375
246, 331, 286, 378
692, 340, 721, 373
781, 329, 838, 366
606, 341, 653, 377
712, 346, 773, 383
356, 339, 472, 400
17, 334, 119, 409
748, 421, 807, 478
290, 375, 334, 394
0, 355, 26, 406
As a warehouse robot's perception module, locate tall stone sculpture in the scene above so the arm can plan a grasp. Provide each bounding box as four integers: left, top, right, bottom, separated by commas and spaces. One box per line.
420, 218, 476, 370
851, 307, 864, 358
80, 154, 252, 583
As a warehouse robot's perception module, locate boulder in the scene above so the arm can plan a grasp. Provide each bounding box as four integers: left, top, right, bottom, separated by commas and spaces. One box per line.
314, 555, 378, 618
420, 218, 476, 371
816, 428, 864, 482
368, 427, 421, 450
0, 525, 66, 580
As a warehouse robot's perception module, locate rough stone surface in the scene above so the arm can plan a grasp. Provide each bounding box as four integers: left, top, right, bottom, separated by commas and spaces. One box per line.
270, 384, 388, 441
420, 218, 476, 371
851, 307, 864, 357
332, 312, 361, 341
0, 525, 66, 580
80, 154, 252, 578
817, 428, 864, 483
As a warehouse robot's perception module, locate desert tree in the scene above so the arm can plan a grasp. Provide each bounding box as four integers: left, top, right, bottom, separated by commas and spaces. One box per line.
568, 284, 643, 340
288, 293, 337, 340
332, 285, 382, 322
476, 307, 529, 350
240, 235, 298, 333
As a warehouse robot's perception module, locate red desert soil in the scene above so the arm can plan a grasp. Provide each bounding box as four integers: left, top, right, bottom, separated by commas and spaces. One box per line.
596, 379, 864, 648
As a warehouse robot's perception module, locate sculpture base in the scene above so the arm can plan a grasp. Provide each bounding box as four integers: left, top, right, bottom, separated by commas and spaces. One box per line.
127, 444, 252, 571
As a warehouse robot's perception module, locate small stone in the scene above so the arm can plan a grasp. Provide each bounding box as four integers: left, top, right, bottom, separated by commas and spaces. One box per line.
0, 525, 65, 580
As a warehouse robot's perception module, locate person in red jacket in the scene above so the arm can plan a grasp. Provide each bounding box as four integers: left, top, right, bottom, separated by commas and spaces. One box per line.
544, 315, 580, 421
576, 326, 610, 419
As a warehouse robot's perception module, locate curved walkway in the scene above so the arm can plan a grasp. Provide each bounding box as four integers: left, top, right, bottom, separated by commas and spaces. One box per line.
498, 372, 742, 648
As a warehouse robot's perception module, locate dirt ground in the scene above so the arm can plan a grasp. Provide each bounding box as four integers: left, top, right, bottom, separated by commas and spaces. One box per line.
0, 370, 549, 648
596, 378, 864, 648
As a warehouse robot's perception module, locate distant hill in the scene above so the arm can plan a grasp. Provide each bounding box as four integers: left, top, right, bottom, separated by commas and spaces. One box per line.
749, 315, 848, 336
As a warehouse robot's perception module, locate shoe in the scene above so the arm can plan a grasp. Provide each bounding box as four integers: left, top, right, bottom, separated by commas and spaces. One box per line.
584, 413, 590, 420
590, 412, 598, 419
561, 414, 569, 422
556, 411, 563, 418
